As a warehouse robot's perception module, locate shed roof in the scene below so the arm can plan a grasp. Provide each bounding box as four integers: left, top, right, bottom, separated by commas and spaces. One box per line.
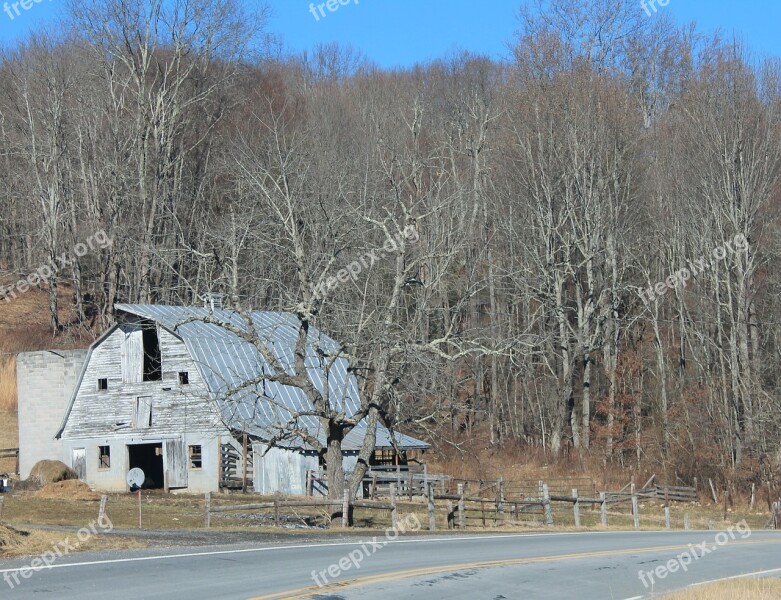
115, 304, 428, 451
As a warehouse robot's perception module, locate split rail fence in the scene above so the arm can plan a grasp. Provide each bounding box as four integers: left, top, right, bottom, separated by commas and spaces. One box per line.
204, 474, 699, 531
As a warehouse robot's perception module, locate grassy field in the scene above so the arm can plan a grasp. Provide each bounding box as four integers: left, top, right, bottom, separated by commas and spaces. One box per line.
662, 579, 781, 599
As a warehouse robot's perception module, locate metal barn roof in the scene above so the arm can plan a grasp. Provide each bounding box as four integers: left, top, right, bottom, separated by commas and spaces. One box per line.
115, 304, 428, 451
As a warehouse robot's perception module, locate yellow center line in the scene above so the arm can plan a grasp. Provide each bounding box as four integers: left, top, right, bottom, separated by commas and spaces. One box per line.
247, 538, 781, 600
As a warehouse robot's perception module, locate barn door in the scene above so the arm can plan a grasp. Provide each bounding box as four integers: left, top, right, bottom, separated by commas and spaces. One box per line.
72, 448, 86, 480
164, 438, 188, 489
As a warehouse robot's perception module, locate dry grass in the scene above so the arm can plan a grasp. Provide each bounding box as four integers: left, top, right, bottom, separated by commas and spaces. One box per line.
0, 524, 144, 558
662, 578, 781, 599
36, 480, 100, 501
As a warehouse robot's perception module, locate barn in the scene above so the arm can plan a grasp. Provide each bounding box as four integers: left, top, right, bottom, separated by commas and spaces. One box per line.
51, 302, 428, 494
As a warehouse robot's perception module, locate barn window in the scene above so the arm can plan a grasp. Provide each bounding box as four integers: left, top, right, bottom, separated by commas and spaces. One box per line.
178, 372, 189, 385
188, 445, 202, 469
97, 378, 108, 391
142, 326, 162, 381
98, 446, 111, 469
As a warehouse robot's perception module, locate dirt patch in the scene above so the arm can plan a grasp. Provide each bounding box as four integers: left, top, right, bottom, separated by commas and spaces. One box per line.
36, 479, 99, 501
28, 460, 77, 486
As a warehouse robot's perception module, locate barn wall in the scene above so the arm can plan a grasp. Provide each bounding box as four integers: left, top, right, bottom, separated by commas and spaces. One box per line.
61, 325, 226, 440
17, 350, 88, 478
61, 431, 222, 493
252, 444, 319, 495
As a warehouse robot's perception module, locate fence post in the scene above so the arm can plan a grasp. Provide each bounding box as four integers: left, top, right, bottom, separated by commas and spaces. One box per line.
457, 483, 465, 529
446, 501, 454, 529
408, 471, 414, 502
631, 483, 640, 529
390, 483, 398, 530
204, 492, 211, 528
572, 489, 580, 528
684, 512, 690, 530
600, 492, 607, 527
342, 489, 350, 528
496, 478, 505, 521
709, 478, 719, 504
0, 496, 4, 522
274, 492, 281, 527
664, 506, 671, 530
542, 484, 553, 527
750, 483, 756, 511
427, 482, 436, 531
99, 495, 108, 523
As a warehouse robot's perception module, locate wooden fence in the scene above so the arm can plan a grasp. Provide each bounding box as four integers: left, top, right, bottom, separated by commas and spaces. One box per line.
205, 476, 699, 531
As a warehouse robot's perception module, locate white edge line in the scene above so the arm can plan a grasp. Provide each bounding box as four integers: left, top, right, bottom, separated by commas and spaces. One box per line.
689, 566, 781, 588
0, 529, 720, 575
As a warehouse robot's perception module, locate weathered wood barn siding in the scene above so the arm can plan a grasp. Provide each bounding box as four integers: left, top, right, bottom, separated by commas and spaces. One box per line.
60, 323, 231, 492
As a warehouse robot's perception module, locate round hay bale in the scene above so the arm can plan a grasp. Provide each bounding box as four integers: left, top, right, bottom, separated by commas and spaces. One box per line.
28, 460, 78, 486
36, 479, 99, 501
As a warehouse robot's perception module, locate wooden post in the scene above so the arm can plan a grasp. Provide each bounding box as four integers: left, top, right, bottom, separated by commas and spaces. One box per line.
664, 506, 671, 530
600, 492, 607, 527
631, 483, 639, 529
750, 483, 756, 511
204, 492, 211, 528
446, 501, 454, 529
217, 437, 222, 492
427, 482, 436, 531
572, 489, 580, 528
542, 484, 553, 527
137, 489, 142, 529
709, 478, 719, 504
723, 482, 729, 521
342, 489, 350, 528
0, 496, 4, 521
274, 492, 281, 527
457, 483, 465, 529
693, 477, 698, 501
390, 483, 398, 530
305, 470, 311, 497
408, 471, 414, 502
99, 495, 108, 523
496, 478, 505, 521
684, 512, 690, 530
242, 433, 249, 493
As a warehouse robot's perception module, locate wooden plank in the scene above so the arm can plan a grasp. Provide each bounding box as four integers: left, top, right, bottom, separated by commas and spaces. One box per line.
542, 484, 553, 527
165, 437, 188, 489
204, 493, 211, 528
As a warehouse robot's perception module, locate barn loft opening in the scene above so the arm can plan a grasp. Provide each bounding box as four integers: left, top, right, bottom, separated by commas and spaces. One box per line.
142, 326, 162, 381
127, 443, 163, 489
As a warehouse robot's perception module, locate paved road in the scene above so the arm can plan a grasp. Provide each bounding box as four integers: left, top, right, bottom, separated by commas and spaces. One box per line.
2, 530, 780, 599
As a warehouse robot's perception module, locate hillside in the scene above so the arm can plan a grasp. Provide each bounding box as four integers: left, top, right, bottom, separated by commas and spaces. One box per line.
0, 282, 95, 473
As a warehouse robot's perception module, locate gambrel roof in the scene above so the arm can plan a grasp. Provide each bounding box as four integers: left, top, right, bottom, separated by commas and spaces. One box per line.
108, 304, 428, 452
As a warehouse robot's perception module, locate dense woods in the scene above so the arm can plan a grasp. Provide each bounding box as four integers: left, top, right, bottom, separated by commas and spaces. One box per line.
1, 0, 780, 489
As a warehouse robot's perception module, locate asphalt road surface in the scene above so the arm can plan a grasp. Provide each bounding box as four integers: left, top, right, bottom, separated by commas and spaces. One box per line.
2, 530, 780, 599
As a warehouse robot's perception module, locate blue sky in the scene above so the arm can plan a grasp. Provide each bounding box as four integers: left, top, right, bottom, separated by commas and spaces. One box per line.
1, 1, 779, 66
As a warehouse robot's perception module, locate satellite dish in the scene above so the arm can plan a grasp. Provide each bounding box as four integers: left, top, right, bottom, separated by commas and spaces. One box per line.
127, 468, 145, 491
